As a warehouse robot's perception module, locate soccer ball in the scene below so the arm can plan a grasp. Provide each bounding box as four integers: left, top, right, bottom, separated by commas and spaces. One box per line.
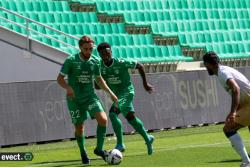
105, 149, 123, 165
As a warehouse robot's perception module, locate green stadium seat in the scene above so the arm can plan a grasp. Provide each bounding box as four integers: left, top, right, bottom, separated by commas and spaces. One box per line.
131, 47, 141, 60
132, 35, 141, 45
6, 13, 16, 22
46, 13, 55, 23
23, 2, 32, 11
69, 13, 77, 23
0, 1, 9, 9
54, 2, 63, 11
32, 2, 41, 12
112, 47, 119, 58
16, 1, 25, 12
12, 25, 22, 33
41, 36, 52, 45
186, 10, 194, 19
234, 31, 243, 41
51, 39, 60, 48
67, 24, 76, 35
57, 35, 66, 45
110, 1, 118, 11
208, 21, 216, 30
136, 1, 143, 10
155, 12, 163, 21
47, 1, 56, 11
39, 1, 49, 11
88, 13, 98, 22
103, 1, 111, 11
178, 34, 186, 43
244, 43, 250, 52
75, 25, 83, 35
127, 1, 137, 10
123, 35, 133, 45
52, 13, 62, 23
37, 13, 47, 23
142, 1, 151, 10
36, 25, 46, 34
59, 24, 69, 33
118, 47, 129, 59
169, 11, 177, 20
61, 13, 70, 23
181, 0, 189, 9
117, 35, 126, 45
95, 35, 105, 44
8, 1, 17, 11
198, 33, 206, 43
66, 36, 77, 46
82, 25, 91, 34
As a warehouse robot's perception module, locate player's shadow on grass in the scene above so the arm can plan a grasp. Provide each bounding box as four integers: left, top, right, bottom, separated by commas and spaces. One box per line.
33, 158, 105, 167
208, 158, 241, 164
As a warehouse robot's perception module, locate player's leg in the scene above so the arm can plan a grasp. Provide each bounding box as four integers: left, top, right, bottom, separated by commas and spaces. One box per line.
67, 98, 90, 164
125, 112, 154, 155
109, 106, 125, 151
95, 111, 108, 151
94, 111, 108, 160
224, 121, 250, 166
88, 99, 107, 160
75, 124, 90, 164
235, 106, 250, 164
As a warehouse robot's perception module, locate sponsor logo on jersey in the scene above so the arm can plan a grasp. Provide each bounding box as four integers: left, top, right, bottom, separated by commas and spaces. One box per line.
114, 69, 119, 74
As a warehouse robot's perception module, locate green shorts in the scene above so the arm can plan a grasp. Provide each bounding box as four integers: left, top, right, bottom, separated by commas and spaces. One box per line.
67, 97, 104, 125
112, 92, 134, 117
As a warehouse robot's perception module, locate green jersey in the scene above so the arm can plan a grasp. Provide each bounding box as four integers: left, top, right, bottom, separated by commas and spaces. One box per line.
60, 53, 100, 102
100, 58, 137, 95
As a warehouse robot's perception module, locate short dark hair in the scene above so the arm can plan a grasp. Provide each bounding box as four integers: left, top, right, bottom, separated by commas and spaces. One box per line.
97, 42, 111, 52
203, 51, 220, 65
78, 36, 94, 46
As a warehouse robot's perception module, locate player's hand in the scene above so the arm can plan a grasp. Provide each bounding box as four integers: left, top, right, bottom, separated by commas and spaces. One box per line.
144, 83, 154, 94
66, 86, 75, 98
111, 94, 119, 107
226, 112, 236, 123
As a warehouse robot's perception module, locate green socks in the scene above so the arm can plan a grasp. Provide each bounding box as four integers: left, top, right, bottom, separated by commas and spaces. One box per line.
109, 112, 124, 146
129, 117, 150, 143
96, 125, 107, 151
76, 134, 86, 154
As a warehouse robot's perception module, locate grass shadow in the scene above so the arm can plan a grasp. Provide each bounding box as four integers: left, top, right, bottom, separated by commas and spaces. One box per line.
32, 158, 105, 167
208, 158, 241, 164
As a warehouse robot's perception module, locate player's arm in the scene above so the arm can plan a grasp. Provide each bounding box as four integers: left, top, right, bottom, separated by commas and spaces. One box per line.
136, 62, 154, 93
95, 76, 118, 104
226, 78, 240, 122
57, 74, 74, 98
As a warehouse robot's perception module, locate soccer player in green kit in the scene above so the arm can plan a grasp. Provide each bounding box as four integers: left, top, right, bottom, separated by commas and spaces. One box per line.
96, 42, 155, 155
57, 36, 118, 165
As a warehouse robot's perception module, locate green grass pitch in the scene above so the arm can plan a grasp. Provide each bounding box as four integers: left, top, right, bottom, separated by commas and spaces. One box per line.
1, 124, 250, 167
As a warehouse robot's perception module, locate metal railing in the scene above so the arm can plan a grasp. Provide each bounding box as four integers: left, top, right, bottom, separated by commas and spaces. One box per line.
0, 7, 80, 53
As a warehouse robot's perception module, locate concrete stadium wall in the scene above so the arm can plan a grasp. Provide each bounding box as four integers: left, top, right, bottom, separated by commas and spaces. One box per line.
2, 68, 250, 146
0, 26, 70, 83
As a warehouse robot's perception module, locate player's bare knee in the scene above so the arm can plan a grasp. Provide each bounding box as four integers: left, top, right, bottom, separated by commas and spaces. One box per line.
75, 124, 84, 136
97, 117, 107, 126
223, 124, 237, 138
126, 112, 135, 122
